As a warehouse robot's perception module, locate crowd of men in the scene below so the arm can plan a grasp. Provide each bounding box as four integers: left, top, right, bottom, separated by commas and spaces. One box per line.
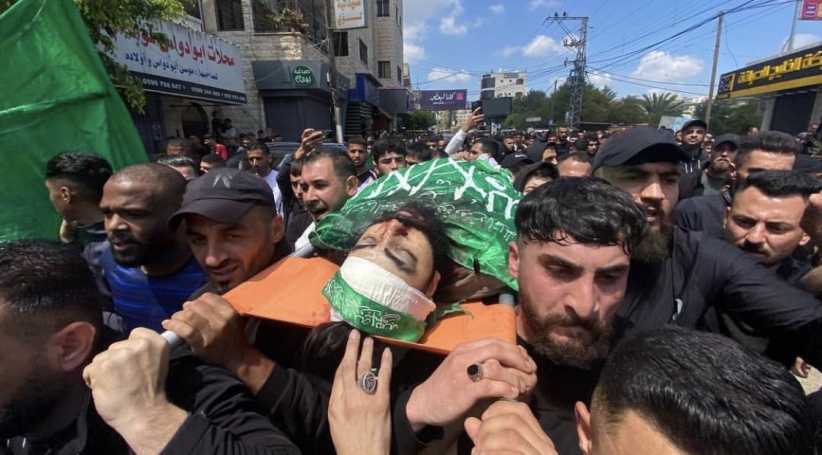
3, 110, 822, 455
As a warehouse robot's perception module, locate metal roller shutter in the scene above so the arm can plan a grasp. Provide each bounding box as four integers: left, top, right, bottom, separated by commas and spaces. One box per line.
771, 92, 814, 136
263, 97, 301, 142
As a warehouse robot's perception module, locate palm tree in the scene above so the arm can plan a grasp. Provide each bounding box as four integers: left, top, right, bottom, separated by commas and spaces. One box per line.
640, 92, 686, 126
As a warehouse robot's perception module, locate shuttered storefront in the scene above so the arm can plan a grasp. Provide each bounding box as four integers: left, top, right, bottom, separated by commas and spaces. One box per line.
770, 92, 815, 136
262, 96, 333, 142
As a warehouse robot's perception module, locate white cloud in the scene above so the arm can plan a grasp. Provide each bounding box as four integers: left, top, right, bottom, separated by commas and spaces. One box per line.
440, 16, 468, 36
521, 35, 565, 57
489, 3, 505, 15
405, 0, 462, 24
427, 67, 472, 83
529, 0, 557, 11
630, 51, 704, 82
471, 17, 487, 28
501, 45, 520, 57
588, 71, 613, 89
404, 42, 426, 60
785, 33, 822, 50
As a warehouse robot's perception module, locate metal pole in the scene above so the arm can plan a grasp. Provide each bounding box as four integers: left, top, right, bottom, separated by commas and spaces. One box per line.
705, 11, 724, 129
788, 0, 801, 52
324, 0, 344, 143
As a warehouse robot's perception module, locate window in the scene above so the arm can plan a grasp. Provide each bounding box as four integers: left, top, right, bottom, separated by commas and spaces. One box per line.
516, 78, 524, 85
359, 39, 368, 65
481, 77, 495, 89
183, 0, 202, 20
378, 61, 391, 79
397, 65, 402, 84
215, 0, 244, 31
333, 32, 349, 56
377, 0, 390, 17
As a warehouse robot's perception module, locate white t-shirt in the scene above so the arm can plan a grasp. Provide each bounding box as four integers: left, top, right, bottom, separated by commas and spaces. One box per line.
263, 171, 284, 215
294, 222, 316, 252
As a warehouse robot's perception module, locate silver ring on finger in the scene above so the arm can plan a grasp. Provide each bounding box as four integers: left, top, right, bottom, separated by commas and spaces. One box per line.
358, 371, 378, 394
467, 363, 484, 382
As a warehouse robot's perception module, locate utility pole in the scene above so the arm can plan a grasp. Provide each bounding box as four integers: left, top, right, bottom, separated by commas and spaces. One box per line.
548, 13, 588, 130
788, 0, 801, 52
324, 0, 343, 143
548, 78, 558, 124
705, 11, 724, 129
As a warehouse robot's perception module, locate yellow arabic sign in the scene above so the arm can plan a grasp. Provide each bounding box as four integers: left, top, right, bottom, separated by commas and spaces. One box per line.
717, 44, 822, 99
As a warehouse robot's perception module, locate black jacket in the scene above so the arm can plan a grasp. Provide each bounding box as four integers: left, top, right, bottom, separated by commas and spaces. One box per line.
679, 149, 709, 176
674, 192, 730, 239
1, 349, 301, 455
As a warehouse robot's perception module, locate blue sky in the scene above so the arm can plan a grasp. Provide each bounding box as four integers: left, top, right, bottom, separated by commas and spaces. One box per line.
403, 0, 822, 101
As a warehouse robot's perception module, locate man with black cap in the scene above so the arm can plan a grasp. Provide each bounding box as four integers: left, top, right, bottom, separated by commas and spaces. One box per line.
679, 119, 709, 176
678, 133, 740, 200
168, 168, 287, 295
499, 154, 533, 178
592, 126, 822, 370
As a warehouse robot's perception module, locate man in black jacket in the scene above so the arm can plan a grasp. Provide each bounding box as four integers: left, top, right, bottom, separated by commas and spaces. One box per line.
678, 133, 739, 200
0, 240, 300, 455
678, 119, 709, 176
593, 127, 822, 368
675, 130, 801, 238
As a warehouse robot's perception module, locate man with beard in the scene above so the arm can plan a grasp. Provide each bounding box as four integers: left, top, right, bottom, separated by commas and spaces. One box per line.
399, 178, 648, 455
346, 136, 377, 187
0, 240, 301, 455
679, 119, 709, 176
294, 148, 358, 250
592, 127, 822, 369
678, 133, 739, 200
246, 142, 284, 215
676, 130, 801, 239
99, 164, 208, 331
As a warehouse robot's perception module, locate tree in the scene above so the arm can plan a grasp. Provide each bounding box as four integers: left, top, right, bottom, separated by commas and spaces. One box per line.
1, 0, 186, 110
607, 96, 646, 125
404, 109, 436, 131
693, 99, 763, 135
640, 92, 686, 126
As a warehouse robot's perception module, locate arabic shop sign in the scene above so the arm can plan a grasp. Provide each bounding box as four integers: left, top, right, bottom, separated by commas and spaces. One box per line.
419, 90, 468, 111
717, 44, 822, 99
109, 20, 247, 104
334, 0, 367, 30
292, 66, 315, 87
801, 0, 822, 20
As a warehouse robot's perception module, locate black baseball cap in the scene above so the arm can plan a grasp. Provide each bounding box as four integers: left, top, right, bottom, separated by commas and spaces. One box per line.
793, 154, 822, 174
592, 126, 687, 172
681, 119, 707, 131
168, 168, 275, 229
500, 154, 534, 169
712, 133, 741, 150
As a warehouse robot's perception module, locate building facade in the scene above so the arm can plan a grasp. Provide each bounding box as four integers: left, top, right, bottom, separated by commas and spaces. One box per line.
479, 71, 528, 100
717, 41, 822, 134
197, 0, 406, 142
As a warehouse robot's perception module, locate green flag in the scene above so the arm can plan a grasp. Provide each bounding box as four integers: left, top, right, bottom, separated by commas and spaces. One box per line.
311, 158, 521, 291
0, 0, 146, 241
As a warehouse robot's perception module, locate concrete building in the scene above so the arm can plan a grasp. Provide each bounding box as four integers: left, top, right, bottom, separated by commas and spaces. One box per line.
480, 71, 527, 100
196, 0, 407, 141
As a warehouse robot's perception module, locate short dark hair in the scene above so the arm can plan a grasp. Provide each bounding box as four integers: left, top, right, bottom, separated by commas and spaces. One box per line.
371, 138, 407, 161
45, 151, 113, 203
110, 163, 187, 205
474, 138, 500, 157
290, 157, 305, 177
200, 153, 226, 167
514, 162, 559, 193
346, 136, 367, 148
735, 170, 822, 201
559, 151, 592, 164
515, 177, 647, 253
594, 326, 812, 455
406, 142, 433, 162
736, 131, 801, 168
302, 147, 356, 181
247, 142, 271, 156
0, 240, 103, 341
156, 154, 198, 176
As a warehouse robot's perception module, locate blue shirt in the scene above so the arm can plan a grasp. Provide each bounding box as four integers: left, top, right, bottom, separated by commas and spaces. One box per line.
101, 249, 208, 331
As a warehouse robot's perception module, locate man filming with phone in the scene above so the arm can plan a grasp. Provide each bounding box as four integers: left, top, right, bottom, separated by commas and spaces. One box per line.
445, 107, 486, 157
